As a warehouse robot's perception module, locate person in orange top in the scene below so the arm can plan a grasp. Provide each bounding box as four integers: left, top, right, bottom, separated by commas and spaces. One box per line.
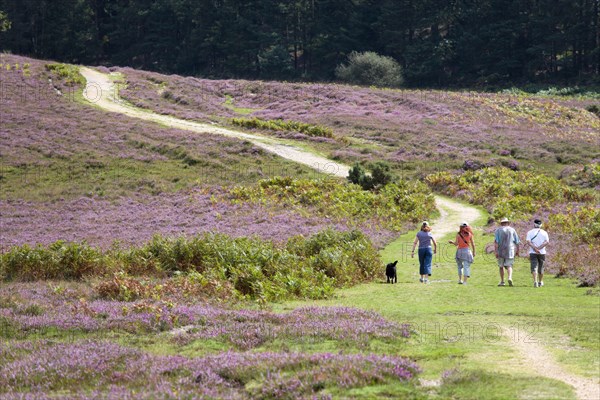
449, 222, 476, 285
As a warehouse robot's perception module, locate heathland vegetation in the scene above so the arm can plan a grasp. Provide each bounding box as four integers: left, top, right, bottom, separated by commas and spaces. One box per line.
0, 50, 598, 398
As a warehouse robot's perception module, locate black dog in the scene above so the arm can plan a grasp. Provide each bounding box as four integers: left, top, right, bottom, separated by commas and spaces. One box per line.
386, 260, 398, 284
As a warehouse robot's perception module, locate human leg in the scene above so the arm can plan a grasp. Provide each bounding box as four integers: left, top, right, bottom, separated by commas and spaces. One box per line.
462, 260, 471, 284
423, 248, 433, 277
530, 254, 538, 287
457, 259, 463, 283
418, 248, 426, 282
538, 254, 545, 286
498, 258, 505, 285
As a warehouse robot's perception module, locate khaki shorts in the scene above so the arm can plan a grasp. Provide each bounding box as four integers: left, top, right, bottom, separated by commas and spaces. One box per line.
498, 257, 514, 268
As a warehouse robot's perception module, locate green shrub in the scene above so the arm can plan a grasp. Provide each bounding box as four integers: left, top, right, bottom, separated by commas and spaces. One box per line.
44, 63, 85, 86
1, 241, 107, 281
550, 207, 600, 244
348, 161, 394, 190
231, 117, 334, 138
335, 51, 404, 88
2, 230, 381, 302
426, 167, 596, 220
586, 104, 600, 117
230, 177, 435, 230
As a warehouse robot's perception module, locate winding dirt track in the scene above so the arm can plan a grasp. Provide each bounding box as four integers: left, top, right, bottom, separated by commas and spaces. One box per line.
80, 67, 348, 178
79, 67, 598, 399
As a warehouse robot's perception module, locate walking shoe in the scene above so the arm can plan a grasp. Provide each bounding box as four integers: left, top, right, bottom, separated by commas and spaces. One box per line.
539, 281, 544, 287
508, 279, 513, 287
498, 282, 505, 286
424, 279, 429, 284
534, 282, 538, 288
458, 280, 463, 284
419, 278, 423, 283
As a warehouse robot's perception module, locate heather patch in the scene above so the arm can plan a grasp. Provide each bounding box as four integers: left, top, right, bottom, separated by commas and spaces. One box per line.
1, 188, 392, 250
0, 55, 317, 202
0, 283, 410, 348
0, 282, 420, 398
114, 66, 599, 175
0, 340, 420, 399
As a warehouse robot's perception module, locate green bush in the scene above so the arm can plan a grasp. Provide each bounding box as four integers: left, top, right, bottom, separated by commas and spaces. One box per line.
426, 167, 596, 220
1, 230, 381, 302
550, 207, 600, 244
335, 51, 404, 88
1, 241, 107, 281
586, 104, 600, 117
348, 161, 394, 190
230, 177, 435, 230
44, 63, 85, 87
231, 117, 334, 138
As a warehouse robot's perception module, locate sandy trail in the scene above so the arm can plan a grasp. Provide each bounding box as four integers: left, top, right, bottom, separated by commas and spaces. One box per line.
80, 67, 598, 398
80, 67, 349, 178
501, 327, 599, 400
432, 196, 482, 238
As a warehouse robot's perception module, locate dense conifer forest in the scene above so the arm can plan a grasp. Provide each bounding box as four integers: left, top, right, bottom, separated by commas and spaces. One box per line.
1, 0, 598, 86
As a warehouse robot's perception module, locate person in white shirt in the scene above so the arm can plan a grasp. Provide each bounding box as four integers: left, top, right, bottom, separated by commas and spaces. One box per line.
526, 219, 550, 288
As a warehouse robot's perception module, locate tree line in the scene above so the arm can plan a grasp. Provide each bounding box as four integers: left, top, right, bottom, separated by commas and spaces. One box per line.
0, 0, 598, 86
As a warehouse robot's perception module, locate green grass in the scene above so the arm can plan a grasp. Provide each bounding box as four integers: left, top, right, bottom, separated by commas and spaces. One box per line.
0, 155, 319, 201
223, 94, 259, 115
273, 205, 598, 398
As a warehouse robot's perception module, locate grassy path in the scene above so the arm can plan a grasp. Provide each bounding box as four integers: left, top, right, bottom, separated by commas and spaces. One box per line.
79, 66, 599, 399
280, 198, 599, 399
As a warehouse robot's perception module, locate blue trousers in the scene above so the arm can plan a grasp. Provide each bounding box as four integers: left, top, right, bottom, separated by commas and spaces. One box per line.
418, 247, 433, 275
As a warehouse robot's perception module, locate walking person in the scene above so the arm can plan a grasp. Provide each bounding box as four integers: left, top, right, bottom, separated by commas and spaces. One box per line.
449, 222, 476, 285
526, 219, 549, 288
411, 221, 437, 284
494, 217, 520, 286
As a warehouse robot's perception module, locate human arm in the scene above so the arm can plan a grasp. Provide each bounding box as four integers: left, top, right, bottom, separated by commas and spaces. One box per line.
527, 239, 540, 254
411, 237, 418, 258
470, 236, 476, 257
449, 234, 458, 246
431, 236, 437, 254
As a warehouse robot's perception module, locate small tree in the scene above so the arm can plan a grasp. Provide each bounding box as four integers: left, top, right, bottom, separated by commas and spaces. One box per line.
347, 161, 394, 191
335, 51, 404, 88
370, 161, 393, 187
347, 163, 370, 189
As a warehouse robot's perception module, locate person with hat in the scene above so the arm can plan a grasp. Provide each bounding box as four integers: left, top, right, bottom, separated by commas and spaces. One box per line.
411, 221, 437, 284
449, 222, 476, 285
526, 218, 550, 287
494, 217, 520, 286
